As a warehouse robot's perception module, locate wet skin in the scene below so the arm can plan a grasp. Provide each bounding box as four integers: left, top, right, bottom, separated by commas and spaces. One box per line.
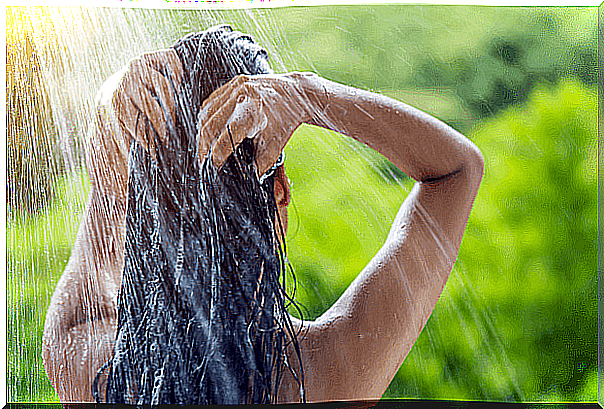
42, 49, 484, 403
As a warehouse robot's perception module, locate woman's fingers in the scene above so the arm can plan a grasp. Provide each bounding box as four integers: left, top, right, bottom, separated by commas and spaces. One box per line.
112, 49, 183, 152
198, 73, 316, 175
139, 49, 184, 86
140, 69, 176, 140
199, 95, 266, 167
198, 76, 255, 143
209, 115, 286, 176
114, 76, 163, 150
199, 75, 249, 123
255, 133, 290, 176
202, 102, 291, 176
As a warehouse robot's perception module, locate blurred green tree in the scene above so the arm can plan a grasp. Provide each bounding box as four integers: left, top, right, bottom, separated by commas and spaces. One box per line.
273, 6, 596, 128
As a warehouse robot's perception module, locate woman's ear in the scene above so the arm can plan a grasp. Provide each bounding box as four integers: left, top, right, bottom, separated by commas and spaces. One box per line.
274, 167, 290, 208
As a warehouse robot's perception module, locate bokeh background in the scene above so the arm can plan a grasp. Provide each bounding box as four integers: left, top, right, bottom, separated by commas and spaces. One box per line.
6, 5, 598, 403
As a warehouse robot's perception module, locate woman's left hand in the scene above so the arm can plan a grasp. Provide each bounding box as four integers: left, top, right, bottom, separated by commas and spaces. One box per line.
197, 72, 320, 175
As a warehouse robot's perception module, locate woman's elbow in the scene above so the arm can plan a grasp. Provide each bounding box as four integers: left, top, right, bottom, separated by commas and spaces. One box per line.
463, 141, 484, 187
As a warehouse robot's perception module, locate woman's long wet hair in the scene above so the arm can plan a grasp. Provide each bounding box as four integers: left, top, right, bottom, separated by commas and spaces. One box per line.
94, 26, 305, 405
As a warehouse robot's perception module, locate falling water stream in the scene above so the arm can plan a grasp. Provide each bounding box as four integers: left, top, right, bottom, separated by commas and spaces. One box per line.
9, 5, 594, 404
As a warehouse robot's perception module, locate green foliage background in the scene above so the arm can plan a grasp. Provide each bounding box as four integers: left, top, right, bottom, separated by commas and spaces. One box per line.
6, 5, 597, 403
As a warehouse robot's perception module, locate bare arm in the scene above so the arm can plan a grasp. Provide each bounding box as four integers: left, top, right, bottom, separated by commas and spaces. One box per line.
198, 73, 484, 402
300, 75, 484, 401
42, 103, 132, 402
41, 188, 125, 402
42, 50, 183, 403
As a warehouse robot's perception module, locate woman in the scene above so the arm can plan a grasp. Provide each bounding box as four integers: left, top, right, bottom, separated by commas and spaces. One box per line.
42, 25, 483, 404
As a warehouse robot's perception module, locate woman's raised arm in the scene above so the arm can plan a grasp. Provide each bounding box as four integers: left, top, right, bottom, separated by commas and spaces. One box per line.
298, 74, 484, 401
